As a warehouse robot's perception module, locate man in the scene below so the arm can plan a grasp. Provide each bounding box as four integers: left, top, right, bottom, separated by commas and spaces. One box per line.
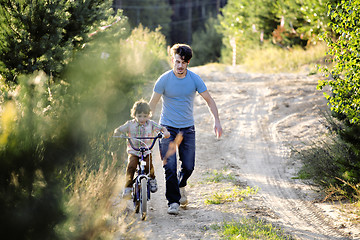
149, 44, 222, 215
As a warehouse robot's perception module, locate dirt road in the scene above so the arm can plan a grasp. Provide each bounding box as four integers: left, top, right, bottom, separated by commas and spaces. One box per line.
125, 65, 360, 240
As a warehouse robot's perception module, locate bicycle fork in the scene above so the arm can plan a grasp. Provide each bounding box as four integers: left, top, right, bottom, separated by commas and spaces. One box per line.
133, 160, 150, 204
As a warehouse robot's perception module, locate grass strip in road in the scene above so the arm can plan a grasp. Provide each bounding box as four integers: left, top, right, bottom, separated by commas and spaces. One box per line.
212, 218, 293, 240
205, 169, 236, 183
205, 186, 259, 205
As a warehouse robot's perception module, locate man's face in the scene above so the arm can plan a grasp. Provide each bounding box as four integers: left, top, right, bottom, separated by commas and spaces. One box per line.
172, 54, 189, 76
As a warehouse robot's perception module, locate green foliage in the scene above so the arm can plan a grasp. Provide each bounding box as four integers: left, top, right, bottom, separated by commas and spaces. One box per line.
218, 0, 259, 39
0, 72, 75, 239
65, 24, 169, 140
0, 21, 169, 239
59, 25, 168, 238
0, 0, 116, 83
291, 0, 360, 204
318, 0, 360, 125
264, 0, 338, 46
217, 0, 333, 64
297, 0, 339, 44
191, 17, 223, 66
218, 0, 261, 63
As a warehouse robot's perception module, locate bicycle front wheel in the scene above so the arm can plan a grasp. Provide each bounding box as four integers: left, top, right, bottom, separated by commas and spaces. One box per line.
140, 177, 147, 220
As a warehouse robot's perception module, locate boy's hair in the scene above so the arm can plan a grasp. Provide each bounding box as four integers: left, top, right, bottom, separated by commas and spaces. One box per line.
170, 43, 192, 63
130, 99, 152, 118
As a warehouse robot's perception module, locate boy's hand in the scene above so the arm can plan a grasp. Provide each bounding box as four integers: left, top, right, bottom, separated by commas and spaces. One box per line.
161, 127, 170, 138
113, 129, 121, 136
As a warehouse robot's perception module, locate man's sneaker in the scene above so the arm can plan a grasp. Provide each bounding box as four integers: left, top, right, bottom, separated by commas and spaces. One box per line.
122, 187, 132, 199
167, 203, 180, 215
149, 178, 158, 193
179, 187, 188, 206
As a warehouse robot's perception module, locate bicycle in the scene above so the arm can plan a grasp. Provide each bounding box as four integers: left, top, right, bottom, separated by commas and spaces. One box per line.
113, 132, 163, 220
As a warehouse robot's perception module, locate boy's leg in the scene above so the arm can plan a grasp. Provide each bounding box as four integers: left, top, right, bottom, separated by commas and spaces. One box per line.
125, 154, 138, 188
145, 154, 158, 193
144, 154, 155, 179
178, 126, 196, 188
159, 127, 181, 205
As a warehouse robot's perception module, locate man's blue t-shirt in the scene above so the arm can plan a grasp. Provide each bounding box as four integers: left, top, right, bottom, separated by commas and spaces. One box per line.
154, 69, 207, 128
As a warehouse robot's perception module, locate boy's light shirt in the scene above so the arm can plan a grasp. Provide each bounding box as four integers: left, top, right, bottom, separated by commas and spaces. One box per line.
119, 119, 163, 157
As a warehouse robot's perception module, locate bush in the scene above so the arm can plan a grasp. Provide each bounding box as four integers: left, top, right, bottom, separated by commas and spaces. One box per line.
318, 0, 360, 125
0, 72, 74, 239
295, 111, 360, 199
298, 0, 360, 202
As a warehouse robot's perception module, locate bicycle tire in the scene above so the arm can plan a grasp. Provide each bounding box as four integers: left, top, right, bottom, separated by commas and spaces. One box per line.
140, 177, 147, 220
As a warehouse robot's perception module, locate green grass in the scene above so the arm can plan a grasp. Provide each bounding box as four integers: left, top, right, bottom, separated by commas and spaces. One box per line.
205, 186, 259, 205
214, 218, 293, 240
205, 169, 236, 183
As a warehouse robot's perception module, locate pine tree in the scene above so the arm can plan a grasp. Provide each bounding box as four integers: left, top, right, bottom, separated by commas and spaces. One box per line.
191, 17, 223, 66
0, 0, 115, 83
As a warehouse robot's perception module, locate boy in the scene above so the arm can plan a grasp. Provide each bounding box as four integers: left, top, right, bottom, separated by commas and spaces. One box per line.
114, 99, 170, 197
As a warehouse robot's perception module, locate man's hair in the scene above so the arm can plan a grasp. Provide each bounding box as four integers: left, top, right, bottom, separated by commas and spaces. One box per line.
131, 99, 151, 118
170, 44, 192, 63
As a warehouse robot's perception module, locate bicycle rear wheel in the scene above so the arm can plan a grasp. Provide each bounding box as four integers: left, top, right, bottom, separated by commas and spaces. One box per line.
140, 177, 147, 220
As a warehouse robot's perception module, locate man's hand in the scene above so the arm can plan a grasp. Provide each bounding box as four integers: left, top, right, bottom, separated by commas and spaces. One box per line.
214, 122, 223, 138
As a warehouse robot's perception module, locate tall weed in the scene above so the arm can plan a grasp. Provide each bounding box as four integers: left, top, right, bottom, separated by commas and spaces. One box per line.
241, 43, 328, 73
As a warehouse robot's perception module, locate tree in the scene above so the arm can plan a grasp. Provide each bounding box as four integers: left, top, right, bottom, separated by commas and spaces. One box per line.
113, 0, 172, 39
217, 0, 268, 63
114, 0, 228, 45
271, 0, 342, 47
0, 0, 116, 83
191, 17, 223, 66
296, 0, 335, 44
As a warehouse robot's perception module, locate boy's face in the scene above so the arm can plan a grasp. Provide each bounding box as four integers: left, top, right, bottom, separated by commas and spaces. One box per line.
135, 112, 150, 125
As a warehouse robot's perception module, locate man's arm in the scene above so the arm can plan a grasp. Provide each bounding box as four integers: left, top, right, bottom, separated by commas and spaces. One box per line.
199, 90, 223, 138
149, 91, 162, 115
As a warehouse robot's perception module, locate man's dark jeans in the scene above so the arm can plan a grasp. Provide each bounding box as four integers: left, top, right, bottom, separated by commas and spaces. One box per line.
159, 125, 195, 205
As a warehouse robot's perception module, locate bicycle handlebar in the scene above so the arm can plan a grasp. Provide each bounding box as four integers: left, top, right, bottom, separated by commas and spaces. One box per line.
113, 132, 163, 152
